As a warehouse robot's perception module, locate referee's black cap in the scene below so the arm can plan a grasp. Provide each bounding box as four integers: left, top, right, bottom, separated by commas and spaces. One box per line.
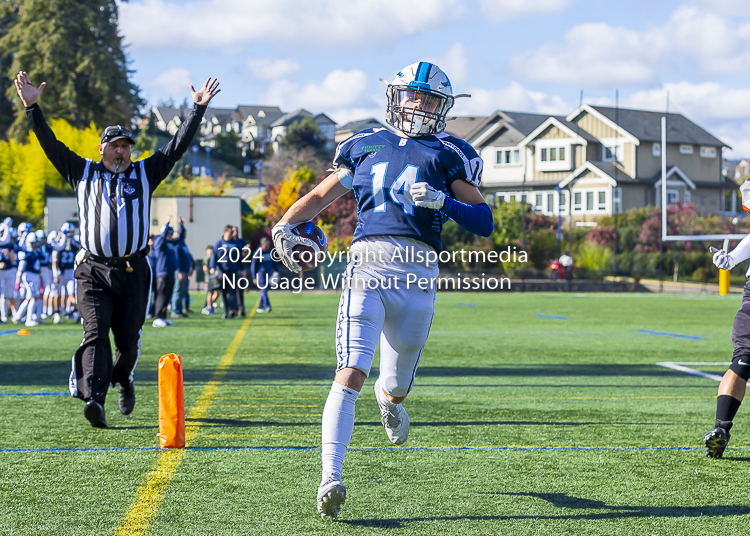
100, 125, 135, 145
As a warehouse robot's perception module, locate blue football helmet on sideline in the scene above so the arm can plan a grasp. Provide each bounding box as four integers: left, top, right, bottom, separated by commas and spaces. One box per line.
384, 61, 465, 137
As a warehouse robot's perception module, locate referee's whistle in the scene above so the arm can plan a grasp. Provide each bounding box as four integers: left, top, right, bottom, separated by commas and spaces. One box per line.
125, 260, 133, 273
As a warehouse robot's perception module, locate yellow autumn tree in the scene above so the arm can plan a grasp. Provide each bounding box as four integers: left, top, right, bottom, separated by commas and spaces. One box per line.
264, 165, 316, 225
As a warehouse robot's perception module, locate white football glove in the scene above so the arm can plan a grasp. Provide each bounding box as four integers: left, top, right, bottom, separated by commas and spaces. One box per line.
713, 249, 737, 271
272, 222, 315, 273
410, 182, 445, 210
742, 180, 750, 212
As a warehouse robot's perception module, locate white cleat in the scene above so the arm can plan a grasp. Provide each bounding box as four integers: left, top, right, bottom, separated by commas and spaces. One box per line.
317, 478, 346, 520
24, 320, 40, 327
374, 380, 410, 445
52, 313, 61, 324
152, 318, 167, 328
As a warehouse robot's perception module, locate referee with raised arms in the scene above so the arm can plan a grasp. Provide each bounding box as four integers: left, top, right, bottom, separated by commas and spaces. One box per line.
15, 71, 220, 428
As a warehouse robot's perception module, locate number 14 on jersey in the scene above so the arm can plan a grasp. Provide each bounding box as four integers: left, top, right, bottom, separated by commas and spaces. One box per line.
370, 162, 419, 216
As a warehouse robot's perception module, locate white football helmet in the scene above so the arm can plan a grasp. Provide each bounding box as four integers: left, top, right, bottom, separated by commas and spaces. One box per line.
385, 61, 456, 137
18, 222, 32, 236
25, 232, 39, 249
60, 222, 75, 236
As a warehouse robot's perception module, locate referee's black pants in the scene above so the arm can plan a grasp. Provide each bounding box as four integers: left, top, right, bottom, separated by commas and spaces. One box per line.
71, 256, 151, 403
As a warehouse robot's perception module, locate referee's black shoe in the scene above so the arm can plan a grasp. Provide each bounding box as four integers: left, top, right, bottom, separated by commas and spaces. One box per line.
84, 400, 107, 428
119, 381, 136, 415
704, 427, 730, 458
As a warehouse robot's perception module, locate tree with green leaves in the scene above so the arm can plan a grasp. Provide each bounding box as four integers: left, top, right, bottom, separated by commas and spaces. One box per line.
283, 116, 324, 151
213, 130, 243, 168
0, 0, 143, 140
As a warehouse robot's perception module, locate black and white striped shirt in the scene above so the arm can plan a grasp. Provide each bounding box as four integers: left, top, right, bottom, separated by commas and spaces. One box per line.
26, 103, 206, 258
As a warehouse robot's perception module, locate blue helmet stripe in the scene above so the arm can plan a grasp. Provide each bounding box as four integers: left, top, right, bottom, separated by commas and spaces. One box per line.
415, 62, 431, 83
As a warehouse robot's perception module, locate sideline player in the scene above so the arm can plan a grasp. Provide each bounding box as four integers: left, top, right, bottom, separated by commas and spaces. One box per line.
706, 181, 750, 457
13, 232, 44, 326
51, 222, 80, 323
0, 218, 19, 323
272, 62, 493, 519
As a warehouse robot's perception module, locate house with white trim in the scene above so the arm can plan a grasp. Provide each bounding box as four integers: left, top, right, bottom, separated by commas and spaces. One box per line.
269, 109, 337, 153
447, 106, 734, 221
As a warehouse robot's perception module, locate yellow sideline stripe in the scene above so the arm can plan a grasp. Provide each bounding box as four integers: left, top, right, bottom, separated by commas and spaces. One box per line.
113, 308, 256, 536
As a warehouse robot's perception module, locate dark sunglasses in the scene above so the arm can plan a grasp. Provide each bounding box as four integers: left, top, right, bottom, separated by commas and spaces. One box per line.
101, 125, 133, 142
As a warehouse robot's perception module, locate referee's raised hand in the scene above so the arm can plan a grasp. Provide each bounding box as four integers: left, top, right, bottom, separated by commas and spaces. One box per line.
14, 71, 46, 107
190, 77, 220, 106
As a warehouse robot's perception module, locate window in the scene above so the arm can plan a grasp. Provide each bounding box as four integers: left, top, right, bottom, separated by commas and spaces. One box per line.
679, 145, 694, 154
547, 193, 554, 213
510, 195, 516, 202
667, 190, 679, 205
537, 145, 569, 170
535, 194, 543, 210
586, 192, 594, 211
559, 192, 567, 212
613, 187, 622, 214
573, 192, 582, 212
652, 143, 661, 157
684, 190, 691, 203
541, 146, 566, 161
521, 194, 528, 204
700, 146, 717, 158
598, 191, 606, 211
496, 148, 520, 166
603, 144, 623, 162
496, 194, 505, 204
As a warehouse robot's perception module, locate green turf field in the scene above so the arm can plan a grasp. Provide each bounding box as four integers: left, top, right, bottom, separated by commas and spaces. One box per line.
0, 291, 748, 535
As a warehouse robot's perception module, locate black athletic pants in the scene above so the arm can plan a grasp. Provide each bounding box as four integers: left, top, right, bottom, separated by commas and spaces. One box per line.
155, 273, 175, 320
220, 269, 237, 314
71, 255, 151, 403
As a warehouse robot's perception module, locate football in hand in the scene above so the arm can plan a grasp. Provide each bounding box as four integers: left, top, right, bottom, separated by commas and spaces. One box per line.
291, 221, 328, 271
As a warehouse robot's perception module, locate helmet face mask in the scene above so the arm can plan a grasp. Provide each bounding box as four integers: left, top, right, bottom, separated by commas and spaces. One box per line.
385, 62, 455, 137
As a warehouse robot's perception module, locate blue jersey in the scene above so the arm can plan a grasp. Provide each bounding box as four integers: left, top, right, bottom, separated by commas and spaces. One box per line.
210, 238, 241, 272
38, 243, 53, 268
333, 128, 483, 252
0, 242, 17, 270
57, 239, 81, 271
18, 249, 42, 274
0, 248, 13, 271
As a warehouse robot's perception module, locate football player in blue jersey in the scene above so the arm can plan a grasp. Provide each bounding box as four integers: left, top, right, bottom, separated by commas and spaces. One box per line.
35, 230, 54, 320
272, 61, 493, 520
14, 232, 45, 326
0, 218, 18, 323
51, 223, 81, 323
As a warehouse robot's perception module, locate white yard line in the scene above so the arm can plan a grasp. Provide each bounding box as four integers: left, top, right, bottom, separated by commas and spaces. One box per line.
656, 361, 727, 382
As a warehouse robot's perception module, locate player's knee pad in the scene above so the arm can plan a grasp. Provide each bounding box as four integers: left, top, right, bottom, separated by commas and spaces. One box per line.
730, 353, 750, 381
